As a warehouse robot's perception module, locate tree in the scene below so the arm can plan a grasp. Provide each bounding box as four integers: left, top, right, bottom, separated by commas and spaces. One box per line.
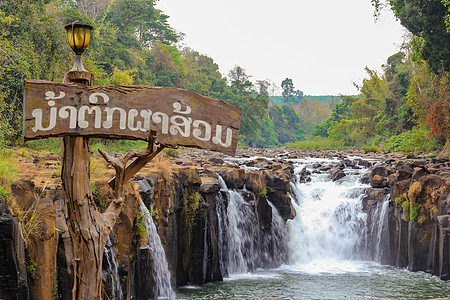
0, 0, 67, 144
106, 0, 177, 47
281, 78, 303, 104
372, 0, 450, 73
269, 105, 303, 144
228, 65, 252, 93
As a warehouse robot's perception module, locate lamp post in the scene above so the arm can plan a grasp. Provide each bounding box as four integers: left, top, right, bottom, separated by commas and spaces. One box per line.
62, 22, 100, 299
65, 22, 93, 72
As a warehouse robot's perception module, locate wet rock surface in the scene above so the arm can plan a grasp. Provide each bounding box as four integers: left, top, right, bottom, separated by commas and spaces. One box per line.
4, 146, 450, 297
363, 153, 450, 279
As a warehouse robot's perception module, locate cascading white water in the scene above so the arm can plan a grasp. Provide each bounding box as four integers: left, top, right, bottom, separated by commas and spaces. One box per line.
376, 199, 389, 260
217, 176, 258, 274
216, 175, 289, 275
103, 237, 123, 300
287, 159, 369, 273
139, 202, 175, 299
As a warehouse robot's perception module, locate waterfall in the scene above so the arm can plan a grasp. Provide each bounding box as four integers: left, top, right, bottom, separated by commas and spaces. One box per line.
363, 194, 391, 263
139, 202, 175, 299
102, 237, 123, 300
262, 201, 289, 267
287, 159, 369, 273
217, 176, 258, 274
216, 175, 289, 275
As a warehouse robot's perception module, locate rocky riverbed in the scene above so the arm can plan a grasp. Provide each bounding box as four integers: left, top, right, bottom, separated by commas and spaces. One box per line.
1, 146, 449, 299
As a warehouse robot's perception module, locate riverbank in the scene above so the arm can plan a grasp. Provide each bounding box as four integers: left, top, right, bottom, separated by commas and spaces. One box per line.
1, 146, 449, 299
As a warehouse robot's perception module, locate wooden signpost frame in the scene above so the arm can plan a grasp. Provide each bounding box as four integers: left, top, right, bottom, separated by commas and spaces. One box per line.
22, 68, 241, 300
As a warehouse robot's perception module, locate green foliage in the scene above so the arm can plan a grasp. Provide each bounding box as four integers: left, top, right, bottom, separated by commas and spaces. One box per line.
288, 137, 347, 149
0, 186, 9, 204
163, 147, 180, 158
402, 200, 410, 221
182, 189, 200, 233
363, 145, 380, 153
91, 139, 148, 153
373, 0, 450, 73
281, 78, 303, 104
25, 138, 61, 154
269, 105, 304, 145
27, 258, 36, 278
385, 126, 441, 152
258, 186, 275, 198
136, 210, 148, 246
0, 148, 17, 191
410, 203, 420, 225
395, 196, 403, 207
258, 186, 268, 198
151, 208, 159, 221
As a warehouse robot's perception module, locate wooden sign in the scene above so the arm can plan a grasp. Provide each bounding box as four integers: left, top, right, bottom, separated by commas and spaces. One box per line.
23, 80, 242, 155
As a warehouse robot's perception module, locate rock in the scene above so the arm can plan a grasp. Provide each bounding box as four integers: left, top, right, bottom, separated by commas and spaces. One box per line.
412, 167, 431, 181
245, 171, 264, 195
0, 214, 30, 299
369, 165, 391, 188
208, 157, 224, 165
10, 179, 39, 210
329, 168, 346, 182
355, 159, 371, 167
27, 199, 58, 300
200, 177, 220, 194
210, 167, 245, 190
263, 169, 291, 193
298, 167, 311, 183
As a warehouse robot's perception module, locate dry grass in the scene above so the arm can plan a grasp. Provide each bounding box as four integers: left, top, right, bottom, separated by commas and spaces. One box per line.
11, 198, 45, 247
90, 156, 113, 182
407, 181, 422, 205
153, 154, 173, 184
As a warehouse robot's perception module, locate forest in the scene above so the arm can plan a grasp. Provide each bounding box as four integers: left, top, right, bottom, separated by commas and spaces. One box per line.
1, 0, 450, 153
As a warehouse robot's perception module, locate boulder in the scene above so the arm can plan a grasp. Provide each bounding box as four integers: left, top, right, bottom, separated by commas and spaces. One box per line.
245, 171, 264, 195
10, 180, 38, 211
0, 214, 29, 299
298, 167, 311, 183
329, 168, 346, 182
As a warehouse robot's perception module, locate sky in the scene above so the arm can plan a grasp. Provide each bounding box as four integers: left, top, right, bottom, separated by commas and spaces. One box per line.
156, 0, 406, 96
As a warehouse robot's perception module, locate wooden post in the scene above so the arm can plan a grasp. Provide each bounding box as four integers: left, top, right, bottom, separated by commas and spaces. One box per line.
61, 71, 105, 299
60, 70, 164, 299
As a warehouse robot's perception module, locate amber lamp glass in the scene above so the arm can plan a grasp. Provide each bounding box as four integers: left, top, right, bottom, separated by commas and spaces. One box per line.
64, 23, 93, 72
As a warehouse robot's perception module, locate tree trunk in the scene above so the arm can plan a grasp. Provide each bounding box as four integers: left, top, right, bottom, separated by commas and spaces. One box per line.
61, 136, 106, 299
60, 71, 161, 300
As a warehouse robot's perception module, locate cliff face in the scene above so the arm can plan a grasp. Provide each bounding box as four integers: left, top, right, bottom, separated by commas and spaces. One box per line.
3, 147, 449, 298
363, 156, 450, 278
134, 156, 296, 288
0, 152, 296, 298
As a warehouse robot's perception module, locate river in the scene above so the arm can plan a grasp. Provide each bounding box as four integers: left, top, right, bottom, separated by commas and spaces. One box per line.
175, 157, 450, 300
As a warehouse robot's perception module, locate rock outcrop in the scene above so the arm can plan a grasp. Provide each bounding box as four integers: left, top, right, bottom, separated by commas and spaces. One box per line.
363, 156, 450, 279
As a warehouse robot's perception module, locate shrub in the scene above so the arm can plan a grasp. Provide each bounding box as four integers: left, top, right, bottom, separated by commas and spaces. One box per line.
163, 147, 180, 157
287, 137, 347, 149
363, 145, 379, 153
25, 138, 61, 154
182, 189, 200, 233
385, 127, 441, 152
402, 200, 410, 221
0, 148, 17, 191
154, 155, 173, 184
410, 203, 420, 225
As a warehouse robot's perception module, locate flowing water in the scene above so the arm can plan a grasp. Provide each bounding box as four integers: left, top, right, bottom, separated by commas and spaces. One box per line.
139, 202, 176, 299
103, 237, 123, 300
176, 157, 450, 300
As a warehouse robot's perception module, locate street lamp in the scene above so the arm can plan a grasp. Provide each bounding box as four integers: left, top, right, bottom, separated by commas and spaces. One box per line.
65, 22, 93, 72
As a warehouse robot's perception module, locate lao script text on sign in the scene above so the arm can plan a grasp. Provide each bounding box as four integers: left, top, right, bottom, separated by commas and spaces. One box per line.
23, 80, 242, 156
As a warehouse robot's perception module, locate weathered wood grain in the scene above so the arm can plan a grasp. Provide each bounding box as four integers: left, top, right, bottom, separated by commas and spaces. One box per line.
23, 79, 242, 155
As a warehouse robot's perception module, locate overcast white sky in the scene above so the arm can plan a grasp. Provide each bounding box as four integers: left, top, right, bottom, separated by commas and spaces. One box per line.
156, 0, 406, 96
